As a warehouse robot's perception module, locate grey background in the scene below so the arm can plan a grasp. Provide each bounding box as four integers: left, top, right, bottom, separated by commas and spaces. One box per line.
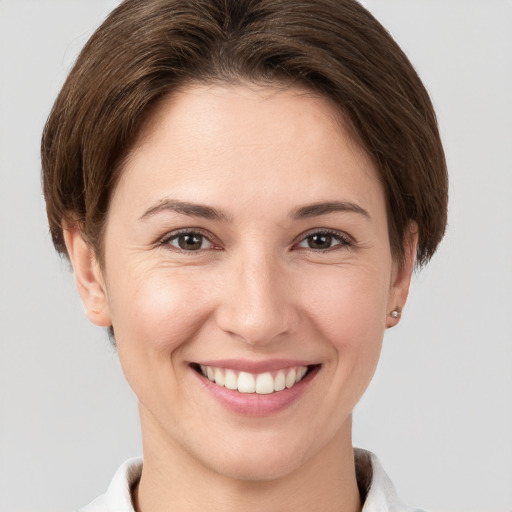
0, 1, 511, 511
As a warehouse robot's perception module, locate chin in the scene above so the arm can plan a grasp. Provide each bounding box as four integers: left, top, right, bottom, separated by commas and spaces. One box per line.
209, 449, 304, 482
188, 428, 314, 482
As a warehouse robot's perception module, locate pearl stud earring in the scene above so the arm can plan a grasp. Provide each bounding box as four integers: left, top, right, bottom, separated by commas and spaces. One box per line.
387, 307, 402, 318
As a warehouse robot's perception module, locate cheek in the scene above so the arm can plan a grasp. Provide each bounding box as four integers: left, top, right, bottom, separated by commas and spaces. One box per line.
301, 263, 389, 384
302, 261, 390, 338
106, 266, 211, 383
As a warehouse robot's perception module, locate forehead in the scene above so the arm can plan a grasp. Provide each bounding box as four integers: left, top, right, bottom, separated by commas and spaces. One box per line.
135, 83, 360, 156
115, 83, 384, 219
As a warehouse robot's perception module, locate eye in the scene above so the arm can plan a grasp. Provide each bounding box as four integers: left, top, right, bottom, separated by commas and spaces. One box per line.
162, 231, 214, 251
296, 230, 352, 251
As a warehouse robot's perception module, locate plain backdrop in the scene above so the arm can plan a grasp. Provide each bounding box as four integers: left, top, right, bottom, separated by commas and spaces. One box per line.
0, 1, 511, 511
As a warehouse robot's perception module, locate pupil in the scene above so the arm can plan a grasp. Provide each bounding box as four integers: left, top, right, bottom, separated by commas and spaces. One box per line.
309, 234, 332, 249
178, 234, 202, 250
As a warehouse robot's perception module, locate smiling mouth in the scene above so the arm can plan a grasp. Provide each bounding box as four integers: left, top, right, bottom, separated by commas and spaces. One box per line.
191, 364, 317, 395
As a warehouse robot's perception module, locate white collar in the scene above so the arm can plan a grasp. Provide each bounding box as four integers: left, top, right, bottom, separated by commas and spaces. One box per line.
79, 449, 424, 512
355, 448, 424, 511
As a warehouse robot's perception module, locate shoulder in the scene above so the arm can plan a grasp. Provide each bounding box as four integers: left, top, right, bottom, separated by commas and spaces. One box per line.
78, 457, 143, 512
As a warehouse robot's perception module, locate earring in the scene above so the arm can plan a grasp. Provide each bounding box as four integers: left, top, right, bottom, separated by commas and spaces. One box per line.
387, 307, 402, 319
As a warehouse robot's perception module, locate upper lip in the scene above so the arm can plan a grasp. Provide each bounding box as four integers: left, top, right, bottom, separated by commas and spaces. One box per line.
193, 359, 315, 374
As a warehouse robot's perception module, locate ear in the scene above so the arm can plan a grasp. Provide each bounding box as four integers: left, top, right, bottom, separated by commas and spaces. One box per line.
63, 226, 112, 327
386, 224, 418, 329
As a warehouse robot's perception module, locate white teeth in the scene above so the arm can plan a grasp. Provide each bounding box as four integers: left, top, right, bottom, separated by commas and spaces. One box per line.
274, 371, 286, 391
296, 366, 307, 382
214, 367, 225, 386
224, 369, 238, 390
255, 372, 274, 394
285, 368, 296, 388
197, 365, 310, 394
238, 371, 256, 393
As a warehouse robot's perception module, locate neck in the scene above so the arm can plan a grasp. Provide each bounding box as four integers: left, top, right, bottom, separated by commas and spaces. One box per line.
134, 409, 362, 512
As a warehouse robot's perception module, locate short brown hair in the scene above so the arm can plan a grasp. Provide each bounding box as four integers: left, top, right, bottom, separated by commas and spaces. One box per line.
42, 0, 448, 267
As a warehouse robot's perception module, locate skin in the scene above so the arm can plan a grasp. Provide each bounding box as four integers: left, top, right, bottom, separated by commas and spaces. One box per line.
64, 83, 417, 512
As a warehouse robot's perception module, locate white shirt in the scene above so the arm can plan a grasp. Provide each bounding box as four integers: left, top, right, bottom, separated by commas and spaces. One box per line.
78, 449, 425, 512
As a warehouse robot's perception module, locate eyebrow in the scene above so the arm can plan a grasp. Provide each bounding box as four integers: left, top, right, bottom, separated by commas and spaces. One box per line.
290, 201, 370, 220
139, 199, 229, 221
139, 199, 370, 222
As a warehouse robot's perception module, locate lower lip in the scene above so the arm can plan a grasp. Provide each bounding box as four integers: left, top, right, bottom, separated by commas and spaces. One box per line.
191, 366, 319, 416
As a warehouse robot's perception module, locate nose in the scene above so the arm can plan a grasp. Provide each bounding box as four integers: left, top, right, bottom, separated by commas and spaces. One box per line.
215, 251, 299, 346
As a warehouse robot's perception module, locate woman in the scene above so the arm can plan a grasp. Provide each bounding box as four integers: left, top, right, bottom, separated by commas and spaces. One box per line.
41, 0, 447, 510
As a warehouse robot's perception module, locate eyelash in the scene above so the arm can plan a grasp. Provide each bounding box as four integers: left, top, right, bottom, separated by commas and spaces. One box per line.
159, 228, 354, 254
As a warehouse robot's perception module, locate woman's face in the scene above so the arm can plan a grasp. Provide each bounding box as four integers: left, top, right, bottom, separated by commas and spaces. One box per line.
69, 84, 414, 480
